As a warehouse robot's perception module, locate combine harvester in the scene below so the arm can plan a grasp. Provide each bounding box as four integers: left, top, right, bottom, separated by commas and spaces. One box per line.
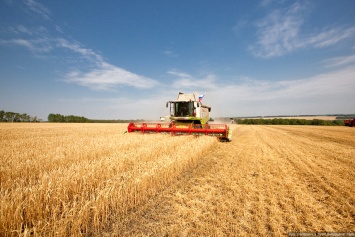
344, 118, 355, 127
127, 92, 232, 141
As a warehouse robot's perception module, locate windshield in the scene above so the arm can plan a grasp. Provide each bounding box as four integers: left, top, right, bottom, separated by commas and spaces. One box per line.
174, 102, 193, 117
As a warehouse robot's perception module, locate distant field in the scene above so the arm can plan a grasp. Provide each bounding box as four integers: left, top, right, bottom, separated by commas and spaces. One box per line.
1, 123, 354, 236
244, 116, 338, 120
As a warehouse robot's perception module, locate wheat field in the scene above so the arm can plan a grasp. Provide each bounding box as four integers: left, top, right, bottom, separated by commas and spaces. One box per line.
1, 123, 354, 236
0, 123, 217, 236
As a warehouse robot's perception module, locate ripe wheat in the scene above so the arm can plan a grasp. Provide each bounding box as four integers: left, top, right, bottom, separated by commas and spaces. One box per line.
0, 123, 217, 236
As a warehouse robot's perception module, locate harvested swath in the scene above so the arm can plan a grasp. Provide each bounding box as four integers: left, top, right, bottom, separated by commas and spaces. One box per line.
0, 123, 217, 236
116, 125, 355, 236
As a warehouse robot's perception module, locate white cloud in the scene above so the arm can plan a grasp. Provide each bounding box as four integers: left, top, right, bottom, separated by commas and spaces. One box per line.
65, 62, 159, 91
306, 27, 355, 48
56, 96, 169, 120
268, 66, 355, 99
250, 3, 304, 58
232, 18, 248, 35
1, 37, 93, 58
166, 67, 355, 116
55, 25, 63, 34
25, 0, 51, 20
27, 64, 355, 119
55, 38, 103, 63
323, 54, 355, 68
1, 0, 158, 92
0, 33, 159, 91
260, 0, 274, 7
250, 3, 355, 58
167, 69, 192, 79
8, 25, 48, 36
167, 69, 218, 91
163, 50, 178, 57
0, 38, 53, 52
242, 67, 351, 104
68, 66, 355, 118
105, 97, 168, 120
55, 39, 159, 90
15, 25, 33, 35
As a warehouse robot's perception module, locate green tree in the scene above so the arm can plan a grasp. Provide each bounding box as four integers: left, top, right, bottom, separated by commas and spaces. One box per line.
0, 110, 4, 122
4, 111, 15, 122
48, 113, 89, 123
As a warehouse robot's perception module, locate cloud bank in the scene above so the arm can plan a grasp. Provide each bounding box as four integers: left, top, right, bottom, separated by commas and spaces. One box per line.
250, 2, 355, 58
65, 62, 159, 91
0, 31, 159, 91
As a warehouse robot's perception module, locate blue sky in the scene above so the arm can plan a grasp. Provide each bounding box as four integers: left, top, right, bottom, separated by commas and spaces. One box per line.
1, 0, 355, 120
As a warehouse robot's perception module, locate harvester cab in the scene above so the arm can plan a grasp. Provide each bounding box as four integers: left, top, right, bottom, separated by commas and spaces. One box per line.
167, 92, 211, 125
127, 92, 232, 141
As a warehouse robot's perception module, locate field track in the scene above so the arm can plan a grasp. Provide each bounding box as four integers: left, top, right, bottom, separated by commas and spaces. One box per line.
1, 124, 354, 236
118, 125, 355, 236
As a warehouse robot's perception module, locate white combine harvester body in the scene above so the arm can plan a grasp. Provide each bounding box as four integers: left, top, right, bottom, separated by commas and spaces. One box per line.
127, 92, 232, 141
167, 92, 211, 125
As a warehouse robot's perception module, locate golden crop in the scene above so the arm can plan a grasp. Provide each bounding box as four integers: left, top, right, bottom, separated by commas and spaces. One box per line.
1, 123, 354, 236
117, 125, 355, 236
0, 123, 217, 236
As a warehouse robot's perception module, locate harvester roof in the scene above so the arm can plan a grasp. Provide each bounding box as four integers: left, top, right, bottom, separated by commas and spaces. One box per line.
176, 92, 199, 102
168, 92, 211, 109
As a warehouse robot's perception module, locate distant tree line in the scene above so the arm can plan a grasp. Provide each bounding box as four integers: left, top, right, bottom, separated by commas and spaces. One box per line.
235, 118, 344, 126
335, 115, 355, 119
0, 110, 39, 122
48, 113, 89, 123
48, 113, 142, 123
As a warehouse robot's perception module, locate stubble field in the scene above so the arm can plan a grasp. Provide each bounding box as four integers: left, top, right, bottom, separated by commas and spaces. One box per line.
0, 123, 354, 236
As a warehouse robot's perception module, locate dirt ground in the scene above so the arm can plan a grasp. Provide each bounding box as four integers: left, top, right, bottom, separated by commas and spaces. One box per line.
114, 125, 355, 236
